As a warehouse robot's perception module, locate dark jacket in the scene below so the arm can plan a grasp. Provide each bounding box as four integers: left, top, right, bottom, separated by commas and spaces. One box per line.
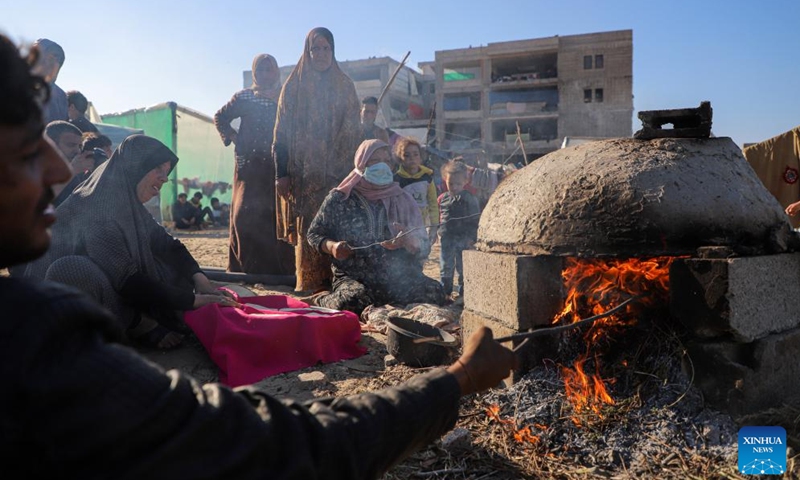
0, 277, 461, 479
438, 190, 480, 240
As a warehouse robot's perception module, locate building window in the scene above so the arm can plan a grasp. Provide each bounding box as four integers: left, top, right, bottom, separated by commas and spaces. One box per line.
583, 55, 593, 69
595, 88, 604, 102
584, 89, 592, 103
429, 84, 435, 94
595, 54, 604, 69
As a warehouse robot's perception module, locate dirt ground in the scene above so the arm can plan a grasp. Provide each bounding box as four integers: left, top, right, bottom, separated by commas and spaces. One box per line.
8, 227, 797, 477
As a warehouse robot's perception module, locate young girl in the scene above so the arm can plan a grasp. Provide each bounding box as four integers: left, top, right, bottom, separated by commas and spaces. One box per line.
393, 137, 439, 244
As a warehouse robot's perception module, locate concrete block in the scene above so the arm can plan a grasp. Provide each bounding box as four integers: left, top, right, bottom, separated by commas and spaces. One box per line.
670, 254, 800, 342
688, 327, 800, 416
463, 250, 562, 331
745, 328, 800, 412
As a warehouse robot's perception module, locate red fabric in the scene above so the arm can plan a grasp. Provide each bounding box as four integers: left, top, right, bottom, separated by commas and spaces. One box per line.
185, 294, 365, 387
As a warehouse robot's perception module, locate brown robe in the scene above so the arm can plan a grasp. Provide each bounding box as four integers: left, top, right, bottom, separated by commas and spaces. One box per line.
273, 28, 361, 291
215, 54, 294, 275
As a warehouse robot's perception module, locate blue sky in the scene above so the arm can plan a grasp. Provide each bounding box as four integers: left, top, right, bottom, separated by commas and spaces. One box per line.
3, 0, 798, 146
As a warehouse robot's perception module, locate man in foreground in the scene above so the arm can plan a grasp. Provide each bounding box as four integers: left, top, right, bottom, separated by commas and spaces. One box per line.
0, 35, 518, 479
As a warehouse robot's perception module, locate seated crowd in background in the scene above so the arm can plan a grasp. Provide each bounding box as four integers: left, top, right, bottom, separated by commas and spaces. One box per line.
172, 191, 223, 230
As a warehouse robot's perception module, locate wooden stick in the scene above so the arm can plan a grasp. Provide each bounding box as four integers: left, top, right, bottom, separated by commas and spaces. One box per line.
377, 51, 411, 108
425, 100, 436, 146
494, 295, 643, 344
516, 121, 529, 165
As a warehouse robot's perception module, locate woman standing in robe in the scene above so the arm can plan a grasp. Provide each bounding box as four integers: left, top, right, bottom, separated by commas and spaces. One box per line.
273, 27, 361, 292
214, 54, 294, 275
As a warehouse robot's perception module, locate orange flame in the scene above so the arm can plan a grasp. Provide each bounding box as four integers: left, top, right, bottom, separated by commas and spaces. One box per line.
514, 425, 540, 445
555, 257, 674, 425
486, 404, 543, 446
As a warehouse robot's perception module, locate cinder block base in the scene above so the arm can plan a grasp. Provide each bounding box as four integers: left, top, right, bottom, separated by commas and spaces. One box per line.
670, 254, 800, 341
687, 327, 800, 416
463, 250, 562, 331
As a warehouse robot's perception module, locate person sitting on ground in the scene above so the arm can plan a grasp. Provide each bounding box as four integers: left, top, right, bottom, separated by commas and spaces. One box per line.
359, 96, 390, 144
394, 137, 439, 246
0, 35, 519, 478
45, 120, 93, 171
190, 191, 214, 226
81, 131, 114, 159
46, 120, 99, 206
210, 197, 230, 227
66, 90, 98, 133
25, 134, 235, 350
438, 160, 481, 298
307, 139, 448, 315
172, 192, 198, 230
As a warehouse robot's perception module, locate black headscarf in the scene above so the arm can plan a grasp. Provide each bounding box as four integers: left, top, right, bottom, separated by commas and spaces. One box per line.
26, 135, 179, 289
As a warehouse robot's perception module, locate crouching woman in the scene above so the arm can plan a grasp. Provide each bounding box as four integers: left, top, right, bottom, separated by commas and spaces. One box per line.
307, 139, 447, 315
25, 135, 235, 349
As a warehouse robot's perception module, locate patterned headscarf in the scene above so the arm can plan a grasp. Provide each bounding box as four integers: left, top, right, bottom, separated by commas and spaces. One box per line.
251, 54, 281, 101
336, 139, 423, 237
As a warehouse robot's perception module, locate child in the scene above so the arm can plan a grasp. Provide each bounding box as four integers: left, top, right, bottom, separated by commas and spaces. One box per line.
438, 160, 481, 297
210, 197, 231, 227
394, 137, 439, 244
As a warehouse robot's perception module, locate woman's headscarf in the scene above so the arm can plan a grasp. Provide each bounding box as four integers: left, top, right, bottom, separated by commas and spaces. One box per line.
336, 139, 424, 237
273, 26, 361, 242
251, 53, 281, 101
26, 135, 179, 288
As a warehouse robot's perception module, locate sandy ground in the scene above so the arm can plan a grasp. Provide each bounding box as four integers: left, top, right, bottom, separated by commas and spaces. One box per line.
143, 227, 457, 402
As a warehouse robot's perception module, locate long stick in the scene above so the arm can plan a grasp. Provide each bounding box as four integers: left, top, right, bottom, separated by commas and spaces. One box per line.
425, 100, 436, 146
493, 295, 643, 343
516, 121, 529, 165
377, 51, 411, 108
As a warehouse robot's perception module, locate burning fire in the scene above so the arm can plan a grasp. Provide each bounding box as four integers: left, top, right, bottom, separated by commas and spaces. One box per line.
555, 257, 674, 425
486, 404, 544, 446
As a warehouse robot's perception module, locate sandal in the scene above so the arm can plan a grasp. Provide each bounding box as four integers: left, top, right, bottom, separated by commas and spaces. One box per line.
129, 315, 184, 350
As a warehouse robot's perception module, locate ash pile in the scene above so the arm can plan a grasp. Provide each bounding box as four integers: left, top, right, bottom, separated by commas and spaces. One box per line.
481, 330, 746, 478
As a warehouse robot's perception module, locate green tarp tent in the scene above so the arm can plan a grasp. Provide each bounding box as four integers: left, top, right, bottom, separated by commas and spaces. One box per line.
101, 102, 235, 223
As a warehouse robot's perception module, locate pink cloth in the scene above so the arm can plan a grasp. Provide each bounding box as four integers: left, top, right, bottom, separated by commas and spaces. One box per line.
185, 294, 365, 387
336, 139, 424, 236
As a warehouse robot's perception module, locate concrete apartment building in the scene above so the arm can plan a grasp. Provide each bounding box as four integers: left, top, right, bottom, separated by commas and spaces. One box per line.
432, 29, 633, 164
243, 29, 632, 164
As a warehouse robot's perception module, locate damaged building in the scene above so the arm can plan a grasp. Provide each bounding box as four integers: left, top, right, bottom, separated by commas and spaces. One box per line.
243, 29, 633, 163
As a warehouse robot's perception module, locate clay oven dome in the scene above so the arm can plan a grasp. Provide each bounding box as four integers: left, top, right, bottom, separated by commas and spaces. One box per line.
477, 137, 794, 257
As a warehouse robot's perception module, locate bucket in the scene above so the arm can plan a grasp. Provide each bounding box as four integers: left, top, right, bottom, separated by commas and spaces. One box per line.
385, 316, 458, 367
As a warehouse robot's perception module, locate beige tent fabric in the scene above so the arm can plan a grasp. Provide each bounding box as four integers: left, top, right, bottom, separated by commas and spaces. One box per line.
743, 126, 800, 228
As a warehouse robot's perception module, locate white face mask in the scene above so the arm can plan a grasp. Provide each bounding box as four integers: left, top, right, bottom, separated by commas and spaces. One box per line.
363, 162, 394, 186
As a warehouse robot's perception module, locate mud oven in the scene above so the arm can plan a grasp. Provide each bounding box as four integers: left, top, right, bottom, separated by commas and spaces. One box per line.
462, 107, 800, 418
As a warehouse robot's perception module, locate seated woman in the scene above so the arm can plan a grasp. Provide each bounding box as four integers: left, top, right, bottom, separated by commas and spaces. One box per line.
307, 139, 447, 315
25, 135, 235, 349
